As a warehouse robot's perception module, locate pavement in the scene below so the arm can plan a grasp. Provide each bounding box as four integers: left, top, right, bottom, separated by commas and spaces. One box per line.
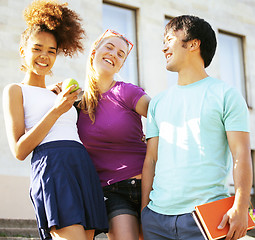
232, 228, 255, 239
94, 231, 255, 239
95, 233, 107, 239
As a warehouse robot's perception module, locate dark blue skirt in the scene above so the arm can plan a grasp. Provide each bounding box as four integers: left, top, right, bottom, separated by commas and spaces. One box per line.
30, 140, 108, 239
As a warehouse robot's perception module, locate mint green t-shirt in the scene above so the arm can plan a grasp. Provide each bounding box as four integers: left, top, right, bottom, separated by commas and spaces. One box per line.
146, 77, 249, 215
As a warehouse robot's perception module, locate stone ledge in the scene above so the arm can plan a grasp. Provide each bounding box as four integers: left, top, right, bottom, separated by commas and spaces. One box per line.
0, 228, 39, 238
0, 237, 39, 240
0, 219, 108, 239
0, 220, 37, 229
247, 228, 255, 237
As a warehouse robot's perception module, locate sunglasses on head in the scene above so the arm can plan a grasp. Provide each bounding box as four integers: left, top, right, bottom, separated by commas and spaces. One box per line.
97, 29, 134, 56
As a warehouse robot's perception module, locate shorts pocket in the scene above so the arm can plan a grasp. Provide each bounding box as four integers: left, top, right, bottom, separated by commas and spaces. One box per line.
141, 205, 148, 218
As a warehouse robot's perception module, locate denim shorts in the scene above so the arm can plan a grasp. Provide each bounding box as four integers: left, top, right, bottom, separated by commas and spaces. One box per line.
103, 178, 141, 220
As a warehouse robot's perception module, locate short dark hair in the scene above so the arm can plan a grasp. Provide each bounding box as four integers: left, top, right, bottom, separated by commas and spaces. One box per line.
165, 15, 217, 68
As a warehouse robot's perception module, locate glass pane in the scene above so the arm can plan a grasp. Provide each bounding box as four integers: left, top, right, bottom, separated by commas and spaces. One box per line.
218, 32, 246, 97
218, 32, 247, 192
103, 3, 138, 85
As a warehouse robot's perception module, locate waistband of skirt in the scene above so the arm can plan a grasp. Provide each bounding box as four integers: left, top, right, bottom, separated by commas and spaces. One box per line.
33, 140, 84, 153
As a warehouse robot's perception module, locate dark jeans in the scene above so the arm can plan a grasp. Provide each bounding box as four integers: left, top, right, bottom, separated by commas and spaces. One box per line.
103, 178, 141, 220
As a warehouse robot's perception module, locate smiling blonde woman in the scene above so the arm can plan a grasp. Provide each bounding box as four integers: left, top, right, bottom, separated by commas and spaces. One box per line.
76, 29, 151, 240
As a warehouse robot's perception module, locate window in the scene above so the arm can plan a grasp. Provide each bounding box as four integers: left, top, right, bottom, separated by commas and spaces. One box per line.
165, 17, 178, 88
218, 32, 246, 98
103, 3, 138, 85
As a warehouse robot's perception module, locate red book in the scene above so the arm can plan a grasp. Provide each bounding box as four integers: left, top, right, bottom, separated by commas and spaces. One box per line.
192, 196, 255, 240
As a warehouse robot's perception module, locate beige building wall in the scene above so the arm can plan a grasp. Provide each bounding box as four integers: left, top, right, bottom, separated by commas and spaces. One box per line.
0, 0, 254, 219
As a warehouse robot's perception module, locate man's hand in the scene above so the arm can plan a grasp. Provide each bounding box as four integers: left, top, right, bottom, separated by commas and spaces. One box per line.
218, 206, 248, 240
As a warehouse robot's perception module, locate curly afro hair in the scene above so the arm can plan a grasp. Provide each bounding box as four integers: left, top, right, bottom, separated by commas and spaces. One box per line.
21, 0, 86, 57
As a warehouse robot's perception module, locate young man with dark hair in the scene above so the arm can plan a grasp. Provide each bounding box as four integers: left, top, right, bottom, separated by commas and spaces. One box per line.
141, 15, 252, 240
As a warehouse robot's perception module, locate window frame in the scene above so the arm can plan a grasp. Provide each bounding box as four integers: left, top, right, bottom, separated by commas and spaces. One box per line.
218, 30, 249, 105
102, 1, 140, 86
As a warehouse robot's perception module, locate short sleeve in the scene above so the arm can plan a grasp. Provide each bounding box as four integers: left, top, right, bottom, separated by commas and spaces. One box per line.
121, 82, 146, 110
146, 98, 160, 139
223, 87, 250, 132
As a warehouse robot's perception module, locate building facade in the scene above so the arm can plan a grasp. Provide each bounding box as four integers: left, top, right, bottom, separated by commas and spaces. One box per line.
0, 0, 254, 219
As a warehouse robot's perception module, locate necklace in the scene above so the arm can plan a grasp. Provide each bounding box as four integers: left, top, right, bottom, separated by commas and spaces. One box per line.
108, 79, 115, 90
99, 79, 116, 94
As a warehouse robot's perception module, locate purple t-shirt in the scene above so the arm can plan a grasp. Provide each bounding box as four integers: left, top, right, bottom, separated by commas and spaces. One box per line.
77, 81, 147, 187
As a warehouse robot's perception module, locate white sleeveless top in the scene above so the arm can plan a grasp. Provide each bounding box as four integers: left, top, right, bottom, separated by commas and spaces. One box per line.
19, 84, 82, 145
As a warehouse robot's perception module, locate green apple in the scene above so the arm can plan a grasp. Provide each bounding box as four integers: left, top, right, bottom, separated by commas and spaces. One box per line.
62, 78, 79, 93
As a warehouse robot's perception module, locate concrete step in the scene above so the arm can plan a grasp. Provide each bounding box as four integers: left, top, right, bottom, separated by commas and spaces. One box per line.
247, 228, 255, 237
0, 219, 108, 239
95, 233, 108, 239
0, 219, 37, 229
0, 238, 39, 240
0, 232, 107, 240
0, 228, 39, 238
0, 219, 39, 239
0, 237, 107, 240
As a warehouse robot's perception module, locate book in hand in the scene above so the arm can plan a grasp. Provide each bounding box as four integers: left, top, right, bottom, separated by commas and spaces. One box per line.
192, 196, 255, 240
